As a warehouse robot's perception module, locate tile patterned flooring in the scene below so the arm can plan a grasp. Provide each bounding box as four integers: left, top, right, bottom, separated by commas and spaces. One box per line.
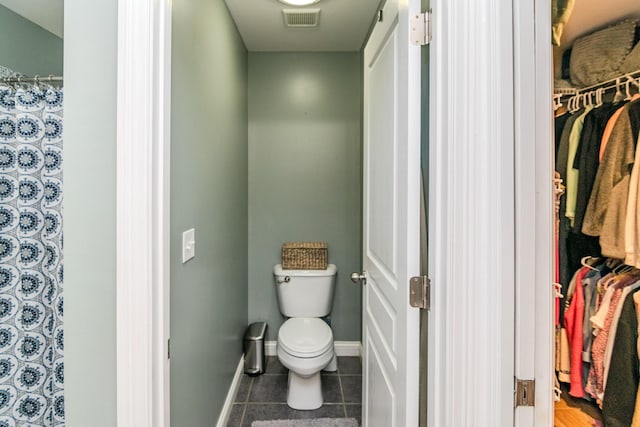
227, 356, 362, 427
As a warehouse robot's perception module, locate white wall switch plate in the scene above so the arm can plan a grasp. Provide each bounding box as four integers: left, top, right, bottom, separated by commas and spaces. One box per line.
182, 228, 195, 263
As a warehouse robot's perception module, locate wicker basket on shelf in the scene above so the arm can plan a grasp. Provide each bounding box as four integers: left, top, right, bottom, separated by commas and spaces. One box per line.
281, 242, 328, 270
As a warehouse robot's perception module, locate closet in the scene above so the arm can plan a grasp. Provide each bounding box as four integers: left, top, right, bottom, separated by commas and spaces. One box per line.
553, 3, 640, 426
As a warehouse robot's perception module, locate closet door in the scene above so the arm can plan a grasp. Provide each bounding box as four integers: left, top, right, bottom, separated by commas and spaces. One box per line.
359, 0, 422, 425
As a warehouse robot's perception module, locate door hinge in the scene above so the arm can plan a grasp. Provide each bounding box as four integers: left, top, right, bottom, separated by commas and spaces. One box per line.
409, 276, 430, 310
411, 11, 432, 45
514, 379, 535, 407
167, 338, 170, 359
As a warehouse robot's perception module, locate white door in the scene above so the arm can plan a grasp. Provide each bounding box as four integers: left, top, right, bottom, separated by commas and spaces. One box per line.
360, 0, 421, 425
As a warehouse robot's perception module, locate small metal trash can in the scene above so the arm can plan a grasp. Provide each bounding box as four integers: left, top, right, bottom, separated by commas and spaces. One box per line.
243, 322, 268, 375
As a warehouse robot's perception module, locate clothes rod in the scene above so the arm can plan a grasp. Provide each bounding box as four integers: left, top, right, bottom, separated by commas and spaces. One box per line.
554, 69, 640, 97
1, 75, 63, 83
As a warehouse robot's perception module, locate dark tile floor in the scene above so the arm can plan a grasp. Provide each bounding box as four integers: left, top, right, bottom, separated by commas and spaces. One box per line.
227, 356, 362, 427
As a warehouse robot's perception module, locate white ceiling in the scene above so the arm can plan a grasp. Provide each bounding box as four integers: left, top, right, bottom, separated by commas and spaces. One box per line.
0, 0, 63, 38
225, 0, 381, 51
560, 0, 640, 48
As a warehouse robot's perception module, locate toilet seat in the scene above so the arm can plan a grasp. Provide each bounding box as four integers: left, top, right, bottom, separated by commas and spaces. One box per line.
278, 318, 333, 358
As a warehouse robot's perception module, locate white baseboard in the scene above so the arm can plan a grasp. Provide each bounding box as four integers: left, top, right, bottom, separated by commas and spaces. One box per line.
265, 340, 361, 357
215, 356, 244, 427
335, 341, 362, 356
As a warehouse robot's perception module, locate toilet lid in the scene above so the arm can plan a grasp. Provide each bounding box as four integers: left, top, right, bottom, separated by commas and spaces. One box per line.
278, 318, 333, 358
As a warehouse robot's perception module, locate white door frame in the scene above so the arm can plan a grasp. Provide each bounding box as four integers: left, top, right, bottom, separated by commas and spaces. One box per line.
116, 0, 172, 426
427, 0, 516, 425
512, 0, 554, 426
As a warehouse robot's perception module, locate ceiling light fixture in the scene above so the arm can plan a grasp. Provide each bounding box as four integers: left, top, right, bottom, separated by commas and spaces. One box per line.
278, 0, 320, 6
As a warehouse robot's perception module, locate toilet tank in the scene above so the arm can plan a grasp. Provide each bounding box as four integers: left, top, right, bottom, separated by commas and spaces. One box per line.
274, 264, 337, 318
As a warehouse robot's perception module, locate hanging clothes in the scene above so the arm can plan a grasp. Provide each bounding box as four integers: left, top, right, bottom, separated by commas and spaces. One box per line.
553, 19, 640, 423
566, 107, 594, 227
582, 268, 602, 363
599, 101, 640, 260
602, 285, 640, 427
585, 272, 640, 402
588, 286, 623, 401
630, 292, 640, 426
556, 110, 571, 156
557, 110, 584, 322
565, 266, 589, 397
600, 104, 627, 162
573, 102, 624, 233
626, 133, 640, 268
583, 100, 639, 244
603, 277, 640, 392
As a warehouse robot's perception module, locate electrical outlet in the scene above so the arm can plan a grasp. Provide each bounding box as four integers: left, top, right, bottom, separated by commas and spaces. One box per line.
182, 228, 195, 263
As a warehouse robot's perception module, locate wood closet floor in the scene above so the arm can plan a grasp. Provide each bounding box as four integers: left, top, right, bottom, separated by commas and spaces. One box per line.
554, 399, 596, 426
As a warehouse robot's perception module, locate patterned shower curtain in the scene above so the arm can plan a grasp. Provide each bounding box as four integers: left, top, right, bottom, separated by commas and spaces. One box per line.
0, 83, 64, 426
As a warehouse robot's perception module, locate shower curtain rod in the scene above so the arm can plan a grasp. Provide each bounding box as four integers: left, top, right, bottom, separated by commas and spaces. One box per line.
1, 75, 63, 83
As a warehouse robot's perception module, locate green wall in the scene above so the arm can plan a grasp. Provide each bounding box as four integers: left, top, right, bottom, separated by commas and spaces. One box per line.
64, 0, 117, 425
248, 52, 362, 341
0, 5, 63, 76
64, 4, 363, 426
170, 0, 248, 425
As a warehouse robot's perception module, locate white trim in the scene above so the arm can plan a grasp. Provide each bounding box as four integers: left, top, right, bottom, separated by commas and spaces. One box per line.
428, 0, 516, 425
513, 0, 540, 424
116, 0, 172, 426
215, 357, 245, 427
533, 0, 554, 426
335, 341, 363, 357
266, 341, 277, 356
264, 341, 362, 357
156, 1, 172, 425
513, 0, 554, 426
532, 0, 555, 424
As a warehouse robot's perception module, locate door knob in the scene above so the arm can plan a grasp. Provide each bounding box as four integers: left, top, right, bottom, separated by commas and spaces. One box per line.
351, 271, 367, 284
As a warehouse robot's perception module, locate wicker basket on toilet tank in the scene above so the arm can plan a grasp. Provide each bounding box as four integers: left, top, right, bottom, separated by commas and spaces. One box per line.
281, 242, 328, 270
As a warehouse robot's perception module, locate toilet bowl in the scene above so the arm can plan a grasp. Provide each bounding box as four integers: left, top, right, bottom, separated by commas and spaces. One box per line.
277, 317, 334, 410
273, 263, 338, 410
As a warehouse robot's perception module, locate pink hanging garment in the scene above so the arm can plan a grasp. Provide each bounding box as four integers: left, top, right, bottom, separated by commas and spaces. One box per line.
565, 266, 588, 397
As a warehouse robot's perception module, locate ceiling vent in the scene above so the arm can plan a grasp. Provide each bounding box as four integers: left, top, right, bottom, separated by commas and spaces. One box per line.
282, 8, 320, 27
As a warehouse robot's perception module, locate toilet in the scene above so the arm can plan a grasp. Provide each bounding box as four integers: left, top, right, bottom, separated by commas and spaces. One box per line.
273, 263, 338, 410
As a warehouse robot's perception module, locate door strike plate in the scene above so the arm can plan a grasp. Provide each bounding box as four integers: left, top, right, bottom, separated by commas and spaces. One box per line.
515, 379, 535, 407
